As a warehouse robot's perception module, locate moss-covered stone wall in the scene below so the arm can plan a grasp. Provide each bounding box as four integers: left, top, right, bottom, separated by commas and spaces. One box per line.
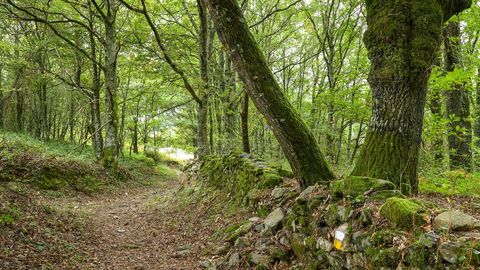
193, 153, 287, 204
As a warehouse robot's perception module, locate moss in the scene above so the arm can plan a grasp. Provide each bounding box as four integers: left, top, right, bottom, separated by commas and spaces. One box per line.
290, 234, 307, 260
379, 198, 427, 229
370, 190, 405, 201
324, 204, 339, 227
269, 246, 288, 261
34, 175, 66, 190
404, 242, 433, 268
304, 236, 316, 251
225, 221, 253, 242
198, 153, 285, 204
259, 172, 283, 188
101, 146, 118, 169
330, 176, 395, 198
330, 180, 344, 198
370, 229, 404, 247
292, 199, 309, 216
365, 247, 401, 268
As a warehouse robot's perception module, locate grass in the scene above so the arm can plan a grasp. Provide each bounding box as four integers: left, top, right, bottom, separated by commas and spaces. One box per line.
0, 130, 178, 193
419, 168, 480, 196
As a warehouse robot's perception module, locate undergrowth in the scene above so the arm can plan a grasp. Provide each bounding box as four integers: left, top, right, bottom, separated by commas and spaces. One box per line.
419, 168, 480, 196
0, 130, 178, 193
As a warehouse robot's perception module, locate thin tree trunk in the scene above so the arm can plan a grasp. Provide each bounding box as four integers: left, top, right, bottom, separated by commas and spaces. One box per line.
241, 92, 250, 153
0, 65, 3, 129
197, 0, 210, 159
132, 99, 140, 154
102, 0, 120, 168
444, 21, 472, 170
87, 2, 104, 161
13, 33, 24, 132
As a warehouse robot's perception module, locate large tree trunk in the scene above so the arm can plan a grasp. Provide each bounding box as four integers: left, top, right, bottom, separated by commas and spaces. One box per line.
444, 21, 472, 171
351, 0, 471, 194
203, 0, 335, 186
102, 0, 120, 168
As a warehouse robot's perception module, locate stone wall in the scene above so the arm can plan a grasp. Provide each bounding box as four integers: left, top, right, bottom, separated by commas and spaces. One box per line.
200, 176, 480, 269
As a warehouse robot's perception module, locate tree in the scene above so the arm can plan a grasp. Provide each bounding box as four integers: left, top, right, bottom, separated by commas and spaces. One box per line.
202, 0, 335, 187
444, 21, 472, 170
351, 0, 471, 194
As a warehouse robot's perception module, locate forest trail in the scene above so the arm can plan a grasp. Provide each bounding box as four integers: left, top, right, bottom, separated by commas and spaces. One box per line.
50, 175, 215, 270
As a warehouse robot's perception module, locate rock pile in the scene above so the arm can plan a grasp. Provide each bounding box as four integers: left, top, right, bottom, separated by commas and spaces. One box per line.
204, 176, 480, 269
182, 155, 479, 269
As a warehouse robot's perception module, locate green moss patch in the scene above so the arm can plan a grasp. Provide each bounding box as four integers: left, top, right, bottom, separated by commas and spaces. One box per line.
379, 198, 428, 229
331, 176, 395, 198
198, 153, 285, 204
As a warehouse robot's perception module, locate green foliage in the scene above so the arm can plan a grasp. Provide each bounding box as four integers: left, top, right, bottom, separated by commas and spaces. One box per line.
144, 149, 184, 168
0, 130, 177, 193
419, 169, 480, 196
0, 206, 22, 225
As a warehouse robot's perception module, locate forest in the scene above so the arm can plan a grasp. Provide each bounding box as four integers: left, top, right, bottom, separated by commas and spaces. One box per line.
0, 0, 479, 269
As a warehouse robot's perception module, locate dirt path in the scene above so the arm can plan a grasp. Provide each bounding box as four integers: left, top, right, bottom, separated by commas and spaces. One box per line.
61, 179, 219, 270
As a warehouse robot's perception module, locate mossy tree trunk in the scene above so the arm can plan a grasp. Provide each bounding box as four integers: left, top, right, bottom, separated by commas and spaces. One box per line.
101, 0, 120, 168
444, 21, 472, 171
203, 0, 335, 186
351, 0, 471, 194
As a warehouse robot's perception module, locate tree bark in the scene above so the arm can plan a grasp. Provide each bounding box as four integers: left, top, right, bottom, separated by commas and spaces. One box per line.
351, 0, 471, 194
101, 0, 120, 168
13, 33, 24, 132
474, 68, 480, 152
203, 0, 335, 186
197, 0, 210, 159
88, 7, 104, 161
444, 21, 472, 170
0, 65, 3, 129
241, 92, 250, 153
430, 88, 444, 161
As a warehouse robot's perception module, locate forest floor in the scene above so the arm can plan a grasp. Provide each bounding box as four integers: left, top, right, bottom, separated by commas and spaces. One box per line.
55, 175, 218, 270
1, 171, 243, 270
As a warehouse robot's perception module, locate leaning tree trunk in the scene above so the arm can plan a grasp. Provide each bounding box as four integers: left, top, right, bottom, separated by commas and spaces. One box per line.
444, 21, 472, 171
351, 0, 471, 194
203, 0, 335, 186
